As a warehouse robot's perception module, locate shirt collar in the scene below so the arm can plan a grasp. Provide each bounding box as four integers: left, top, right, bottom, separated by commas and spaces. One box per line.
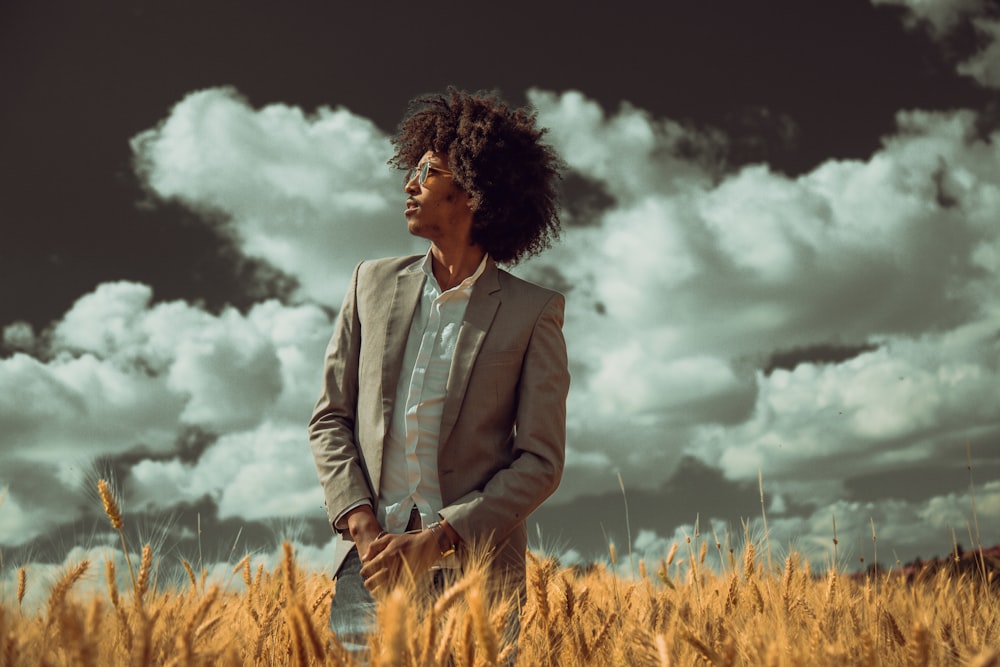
420, 250, 489, 292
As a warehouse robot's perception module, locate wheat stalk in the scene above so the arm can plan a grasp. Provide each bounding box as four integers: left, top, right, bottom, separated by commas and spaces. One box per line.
105, 559, 120, 609
182, 559, 197, 591
84, 596, 102, 649
97, 479, 122, 530
97, 479, 136, 596
136, 543, 152, 604
433, 571, 478, 616
281, 541, 297, 598
758, 468, 773, 572
907, 620, 930, 667
178, 584, 219, 662
468, 586, 499, 665
781, 554, 795, 614
724, 572, 739, 615
379, 587, 408, 666
16, 567, 26, 608
252, 604, 282, 662
434, 611, 459, 666
743, 541, 756, 581
45, 560, 90, 629
291, 603, 326, 664
459, 613, 474, 667
131, 606, 157, 667
588, 610, 618, 661
310, 584, 333, 615
416, 605, 438, 667
655, 634, 670, 667
242, 556, 253, 589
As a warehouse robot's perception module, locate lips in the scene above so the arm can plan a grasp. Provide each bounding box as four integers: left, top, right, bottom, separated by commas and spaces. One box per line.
405, 198, 419, 216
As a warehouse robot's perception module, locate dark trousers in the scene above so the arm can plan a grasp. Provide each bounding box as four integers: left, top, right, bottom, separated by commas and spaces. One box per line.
328, 549, 378, 655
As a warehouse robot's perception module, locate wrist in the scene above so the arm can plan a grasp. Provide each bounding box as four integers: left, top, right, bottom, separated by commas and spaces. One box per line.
427, 521, 457, 558
345, 506, 379, 540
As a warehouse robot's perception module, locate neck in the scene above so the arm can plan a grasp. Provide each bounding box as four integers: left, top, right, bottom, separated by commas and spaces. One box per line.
429, 243, 486, 291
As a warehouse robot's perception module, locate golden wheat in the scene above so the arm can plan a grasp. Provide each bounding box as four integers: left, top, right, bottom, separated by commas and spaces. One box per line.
2, 488, 999, 666
182, 559, 197, 591
98, 478, 138, 599
2, 547, 997, 665
136, 543, 153, 603
15, 567, 25, 608
97, 479, 122, 531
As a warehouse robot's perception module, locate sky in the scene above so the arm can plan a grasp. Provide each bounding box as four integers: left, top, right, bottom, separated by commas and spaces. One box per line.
2, 0, 999, 588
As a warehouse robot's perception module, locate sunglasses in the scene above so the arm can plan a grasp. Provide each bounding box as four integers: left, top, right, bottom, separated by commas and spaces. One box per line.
406, 161, 454, 186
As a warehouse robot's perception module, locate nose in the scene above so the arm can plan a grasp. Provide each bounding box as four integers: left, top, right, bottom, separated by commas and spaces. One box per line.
404, 171, 420, 194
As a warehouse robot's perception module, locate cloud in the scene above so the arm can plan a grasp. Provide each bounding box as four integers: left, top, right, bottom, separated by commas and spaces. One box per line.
872, 0, 1000, 88
691, 319, 1000, 496
127, 421, 324, 521
530, 90, 722, 198
626, 479, 1000, 572
0, 281, 333, 544
871, 0, 987, 35
524, 90, 1000, 516
131, 87, 418, 307
0, 350, 182, 461
957, 18, 1000, 88
130, 88, 999, 509
0, 489, 51, 548
2, 321, 35, 353
5, 86, 999, 570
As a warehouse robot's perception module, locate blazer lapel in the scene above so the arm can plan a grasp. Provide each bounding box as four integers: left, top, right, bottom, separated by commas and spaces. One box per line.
374, 261, 424, 492
440, 258, 501, 446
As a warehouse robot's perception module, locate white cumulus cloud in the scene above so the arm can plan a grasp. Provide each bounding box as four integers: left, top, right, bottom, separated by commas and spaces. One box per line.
131, 87, 418, 307
525, 90, 1000, 512
0, 281, 334, 544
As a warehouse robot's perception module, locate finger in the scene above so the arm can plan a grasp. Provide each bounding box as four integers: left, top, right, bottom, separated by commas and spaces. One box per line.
363, 567, 388, 593
360, 548, 392, 577
366, 535, 390, 560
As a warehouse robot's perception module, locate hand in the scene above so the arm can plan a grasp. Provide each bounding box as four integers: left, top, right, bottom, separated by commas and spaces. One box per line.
359, 530, 440, 595
344, 505, 382, 561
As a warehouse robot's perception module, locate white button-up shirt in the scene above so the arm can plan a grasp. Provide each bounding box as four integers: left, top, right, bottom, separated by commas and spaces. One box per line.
376, 251, 487, 533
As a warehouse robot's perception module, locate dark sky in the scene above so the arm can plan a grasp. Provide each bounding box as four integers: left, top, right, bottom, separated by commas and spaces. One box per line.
2, 0, 991, 331
2, 0, 998, 572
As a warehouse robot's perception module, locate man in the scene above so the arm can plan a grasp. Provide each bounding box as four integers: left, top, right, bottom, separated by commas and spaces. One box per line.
308, 88, 569, 648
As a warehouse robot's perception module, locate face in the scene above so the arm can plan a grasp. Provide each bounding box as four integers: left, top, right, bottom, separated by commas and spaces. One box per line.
403, 151, 473, 245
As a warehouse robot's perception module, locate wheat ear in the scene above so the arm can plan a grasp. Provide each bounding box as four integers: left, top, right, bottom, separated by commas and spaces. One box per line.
16, 567, 26, 608
46, 560, 90, 628
98, 479, 136, 595
136, 544, 152, 604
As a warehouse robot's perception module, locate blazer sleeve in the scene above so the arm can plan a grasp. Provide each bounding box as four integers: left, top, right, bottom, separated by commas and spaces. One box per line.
308, 262, 374, 530
438, 292, 569, 545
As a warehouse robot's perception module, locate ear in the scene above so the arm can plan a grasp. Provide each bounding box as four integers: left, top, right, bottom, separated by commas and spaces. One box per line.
467, 193, 480, 212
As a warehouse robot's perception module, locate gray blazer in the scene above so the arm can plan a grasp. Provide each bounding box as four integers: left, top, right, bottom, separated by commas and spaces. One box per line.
309, 254, 569, 587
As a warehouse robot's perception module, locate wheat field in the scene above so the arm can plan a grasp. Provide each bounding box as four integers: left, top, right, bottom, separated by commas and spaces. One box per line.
1, 482, 997, 666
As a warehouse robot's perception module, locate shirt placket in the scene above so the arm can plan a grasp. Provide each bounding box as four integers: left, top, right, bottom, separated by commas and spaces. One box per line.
401, 289, 445, 526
